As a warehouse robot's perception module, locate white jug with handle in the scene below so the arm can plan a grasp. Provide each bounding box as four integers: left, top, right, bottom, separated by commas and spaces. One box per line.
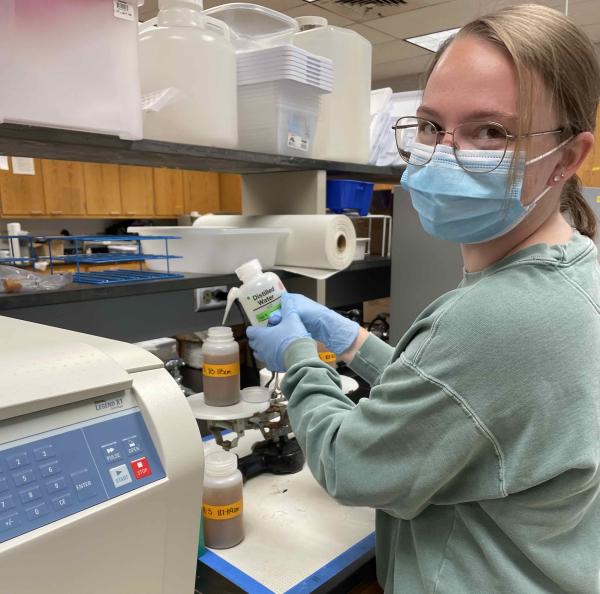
139, 0, 238, 147
293, 16, 372, 164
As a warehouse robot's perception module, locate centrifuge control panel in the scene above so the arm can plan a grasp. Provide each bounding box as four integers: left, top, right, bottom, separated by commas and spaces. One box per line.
0, 408, 165, 543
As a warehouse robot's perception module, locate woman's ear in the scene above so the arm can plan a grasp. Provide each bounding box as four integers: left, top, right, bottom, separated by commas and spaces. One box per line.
549, 131, 594, 185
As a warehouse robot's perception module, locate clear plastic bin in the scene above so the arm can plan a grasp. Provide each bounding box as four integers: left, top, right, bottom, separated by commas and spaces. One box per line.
0, 0, 143, 139
238, 80, 325, 156
239, 103, 320, 156
203, 3, 298, 51
237, 44, 332, 90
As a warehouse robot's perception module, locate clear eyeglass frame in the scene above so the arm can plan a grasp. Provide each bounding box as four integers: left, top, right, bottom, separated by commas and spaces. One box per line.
392, 116, 564, 174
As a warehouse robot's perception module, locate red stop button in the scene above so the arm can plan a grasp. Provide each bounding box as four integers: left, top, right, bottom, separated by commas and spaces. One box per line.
130, 457, 152, 480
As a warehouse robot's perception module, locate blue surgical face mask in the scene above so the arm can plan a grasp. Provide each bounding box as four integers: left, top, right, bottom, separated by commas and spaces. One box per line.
400, 140, 571, 244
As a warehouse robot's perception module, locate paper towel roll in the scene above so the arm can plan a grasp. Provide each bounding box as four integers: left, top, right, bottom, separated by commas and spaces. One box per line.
6, 222, 21, 260
193, 215, 356, 279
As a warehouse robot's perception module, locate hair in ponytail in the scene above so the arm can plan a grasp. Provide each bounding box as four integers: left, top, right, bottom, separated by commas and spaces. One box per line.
560, 176, 597, 239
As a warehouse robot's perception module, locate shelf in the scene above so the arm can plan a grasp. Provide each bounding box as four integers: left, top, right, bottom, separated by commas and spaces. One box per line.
0, 257, 390, 341
0, 124, 404, 183
0, 257, 390, 310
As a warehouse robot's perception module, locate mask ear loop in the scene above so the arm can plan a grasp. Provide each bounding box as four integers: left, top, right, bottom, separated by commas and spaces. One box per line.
521, 136, 573, 212
523, 185, 552, 212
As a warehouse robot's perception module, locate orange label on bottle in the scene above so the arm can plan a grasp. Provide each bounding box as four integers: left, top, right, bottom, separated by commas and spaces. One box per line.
318, 351, 336, 364
203, 362, 240, 378
203, 500, 243, 521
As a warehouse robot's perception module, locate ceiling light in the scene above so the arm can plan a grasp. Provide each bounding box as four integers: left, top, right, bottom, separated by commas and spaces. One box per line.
335, 1, 407, 4
405, 27, 460, 52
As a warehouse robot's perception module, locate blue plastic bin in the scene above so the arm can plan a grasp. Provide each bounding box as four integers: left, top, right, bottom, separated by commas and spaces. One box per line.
326, 179, 375, 216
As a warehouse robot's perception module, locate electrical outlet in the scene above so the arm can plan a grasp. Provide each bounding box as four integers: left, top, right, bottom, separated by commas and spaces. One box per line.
194, 286, 228, 311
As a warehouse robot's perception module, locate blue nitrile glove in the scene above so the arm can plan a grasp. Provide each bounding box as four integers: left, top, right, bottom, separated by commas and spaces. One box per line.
283, 293, 360, 355
247, 293, 311, 372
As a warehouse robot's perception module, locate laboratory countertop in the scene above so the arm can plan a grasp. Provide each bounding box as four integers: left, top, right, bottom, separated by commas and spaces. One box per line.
0, 258, 391, 310
194, 429, 377, 594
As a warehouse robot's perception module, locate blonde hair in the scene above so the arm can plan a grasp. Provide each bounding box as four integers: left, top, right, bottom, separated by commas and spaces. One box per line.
424, 4, 600, 238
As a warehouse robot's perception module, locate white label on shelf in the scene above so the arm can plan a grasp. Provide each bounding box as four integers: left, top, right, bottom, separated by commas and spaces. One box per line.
113, 0, 134, 20
0, 156, 8, 171
11, 157, 35, 175
287, 132, 309, 152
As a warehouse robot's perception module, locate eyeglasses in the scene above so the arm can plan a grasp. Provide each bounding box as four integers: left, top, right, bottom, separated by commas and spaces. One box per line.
392, 116, 564, 173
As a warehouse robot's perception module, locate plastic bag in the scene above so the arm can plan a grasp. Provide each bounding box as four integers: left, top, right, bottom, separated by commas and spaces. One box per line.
0, 265, 72, 294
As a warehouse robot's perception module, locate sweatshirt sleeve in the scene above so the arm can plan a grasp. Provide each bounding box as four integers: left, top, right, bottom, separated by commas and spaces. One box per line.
283, 338, 505, 520
347, 333, 395, 386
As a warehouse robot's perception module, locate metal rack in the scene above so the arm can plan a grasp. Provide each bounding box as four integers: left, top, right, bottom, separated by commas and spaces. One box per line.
72, 270, 184, 286
0, 234, 184, 285
346, 214, 392, 258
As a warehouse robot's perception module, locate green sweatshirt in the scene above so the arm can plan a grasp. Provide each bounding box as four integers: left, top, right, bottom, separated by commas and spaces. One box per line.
283, 232, 600, 594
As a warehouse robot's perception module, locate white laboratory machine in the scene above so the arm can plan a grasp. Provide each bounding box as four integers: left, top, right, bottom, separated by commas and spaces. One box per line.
0, 316, 204, 594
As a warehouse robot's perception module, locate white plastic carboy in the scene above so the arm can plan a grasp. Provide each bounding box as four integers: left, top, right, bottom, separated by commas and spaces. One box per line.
223, 259, 286, 326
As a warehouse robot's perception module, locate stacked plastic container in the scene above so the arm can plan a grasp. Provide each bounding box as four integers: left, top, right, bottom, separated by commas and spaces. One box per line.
236, 46, 332, 156
204, 3, 333, 157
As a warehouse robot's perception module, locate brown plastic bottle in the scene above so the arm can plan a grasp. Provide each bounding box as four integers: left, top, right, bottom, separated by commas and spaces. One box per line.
202, 327, 240, 407
202, 450, 244, 549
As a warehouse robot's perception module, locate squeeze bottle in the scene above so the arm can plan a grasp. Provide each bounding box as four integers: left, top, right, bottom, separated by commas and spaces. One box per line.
223, 259, 286, 326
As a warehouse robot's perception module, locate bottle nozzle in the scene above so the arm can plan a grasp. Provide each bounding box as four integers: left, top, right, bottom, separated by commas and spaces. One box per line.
222, 287, 240, 325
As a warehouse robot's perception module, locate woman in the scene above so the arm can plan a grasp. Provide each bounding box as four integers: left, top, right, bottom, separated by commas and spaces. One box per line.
247, 5, 600, 593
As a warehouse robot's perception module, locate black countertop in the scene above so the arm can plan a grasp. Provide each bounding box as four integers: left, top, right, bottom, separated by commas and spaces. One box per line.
0, 258, 391, 311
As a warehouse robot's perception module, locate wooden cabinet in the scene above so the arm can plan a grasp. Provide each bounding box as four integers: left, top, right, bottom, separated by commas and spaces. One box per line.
183, 171, 220, 214
578, 106, 600, 187
119, 165, 155, 216
83, 163, 122, 216
154, 168, 184, 216
0, 158, 46, 216
0, 160, 237, 219
218, 173, 242, 213
41, 159, 86, 216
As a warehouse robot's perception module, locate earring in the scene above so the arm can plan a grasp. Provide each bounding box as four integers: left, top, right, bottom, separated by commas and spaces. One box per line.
553, 175, 561, 182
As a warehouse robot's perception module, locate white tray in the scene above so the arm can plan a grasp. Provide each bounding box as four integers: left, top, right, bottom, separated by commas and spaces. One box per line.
187, 393, 270, 421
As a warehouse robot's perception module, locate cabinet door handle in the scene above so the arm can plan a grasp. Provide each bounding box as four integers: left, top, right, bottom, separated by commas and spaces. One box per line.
30, 210, 43, 215
109, 211, 120, 215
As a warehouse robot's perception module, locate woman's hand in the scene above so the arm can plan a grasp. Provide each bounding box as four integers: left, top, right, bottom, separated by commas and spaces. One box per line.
281, 293, 360, 356
246, 293, 310, 372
